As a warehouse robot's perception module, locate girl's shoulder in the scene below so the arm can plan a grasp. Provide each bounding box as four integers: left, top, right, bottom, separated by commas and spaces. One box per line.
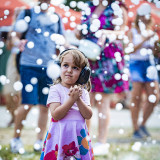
50, 83, 61, 91
50, 83, 68, 91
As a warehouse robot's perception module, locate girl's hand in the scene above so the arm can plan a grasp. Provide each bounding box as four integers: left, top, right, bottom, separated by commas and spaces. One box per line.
68, 85, 80, 101
78, 87, 82, 98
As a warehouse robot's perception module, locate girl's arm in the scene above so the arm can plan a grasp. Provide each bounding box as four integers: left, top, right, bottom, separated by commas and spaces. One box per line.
49, 97, 75, 120
76, 98, 93, 120
49, 86, 80, 120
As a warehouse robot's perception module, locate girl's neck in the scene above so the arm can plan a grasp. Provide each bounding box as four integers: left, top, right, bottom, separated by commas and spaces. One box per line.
60, 82, 74, 89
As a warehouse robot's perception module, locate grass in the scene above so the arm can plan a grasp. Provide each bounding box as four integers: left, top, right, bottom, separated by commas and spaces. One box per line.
0, 128, 160, 160
0, 143, 160, 160
0, 145, 40, 160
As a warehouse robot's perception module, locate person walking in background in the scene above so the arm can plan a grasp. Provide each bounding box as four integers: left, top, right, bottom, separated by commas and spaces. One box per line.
40, 49, 94, 160
75, 0, 128, 155
2, 8, 23, 127
1, 30, 21, 127
10, 0, 65, 153
0, 31, 12, 105
153, 39, 160, 82
127, 3, 159, 139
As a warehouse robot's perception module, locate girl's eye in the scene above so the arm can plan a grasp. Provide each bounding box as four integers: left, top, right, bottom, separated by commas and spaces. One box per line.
63, 64, 68, 67
73, 66, 79, 70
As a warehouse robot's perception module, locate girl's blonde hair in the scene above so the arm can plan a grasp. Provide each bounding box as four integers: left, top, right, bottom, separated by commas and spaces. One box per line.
135, 14, 153, 30
54, 49, 92, 92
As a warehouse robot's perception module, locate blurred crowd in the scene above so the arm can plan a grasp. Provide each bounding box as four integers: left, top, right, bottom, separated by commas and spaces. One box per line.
0, 0, 160, 156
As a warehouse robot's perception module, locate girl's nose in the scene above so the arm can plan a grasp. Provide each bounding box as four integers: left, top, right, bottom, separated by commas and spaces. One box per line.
67, 67, 72, 72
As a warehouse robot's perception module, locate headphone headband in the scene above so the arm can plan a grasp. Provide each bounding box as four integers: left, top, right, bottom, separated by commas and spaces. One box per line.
60, 48, 87, 58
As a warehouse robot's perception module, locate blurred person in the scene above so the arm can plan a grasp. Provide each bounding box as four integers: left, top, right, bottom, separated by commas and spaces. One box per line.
153, 40, 160, 82
127, 3, 159, 139
75, 0, 128, 155
40, 49, 94, 159
3, 9, 23, 127
10, 0, 65, 153
2, 32, 21, 127
0, 31, 12, 104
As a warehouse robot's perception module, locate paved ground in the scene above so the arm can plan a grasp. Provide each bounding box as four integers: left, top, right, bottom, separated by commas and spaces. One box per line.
0, 105, 160, 129
0, 105, 160, 147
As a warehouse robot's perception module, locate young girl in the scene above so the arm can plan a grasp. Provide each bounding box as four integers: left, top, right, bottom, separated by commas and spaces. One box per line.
40, 49, 94, 160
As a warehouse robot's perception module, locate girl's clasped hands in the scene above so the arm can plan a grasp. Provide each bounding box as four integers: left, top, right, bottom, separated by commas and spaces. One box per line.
68, 85, 82, 101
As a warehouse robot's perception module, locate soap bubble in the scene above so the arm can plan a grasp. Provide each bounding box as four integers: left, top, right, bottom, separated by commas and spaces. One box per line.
148, 94, 157, 103
27, 41, 34, 49
47, 61, 61, 80
70, 1, 77, 8
36, 59, 43, 65
42, 87, 49, 95
146, 66, 158, 80
13, 81, 23, 91
4, 10, 9, 15
31, 77, 38, 84
15, 19, 28, 33
41, 2, 48, 10
25, 84, 33, 92
115, 103, 123, 111
95, 93, 102, 101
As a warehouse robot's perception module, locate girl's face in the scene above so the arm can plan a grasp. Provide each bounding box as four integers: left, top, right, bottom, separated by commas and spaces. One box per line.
60, 53, 82, 88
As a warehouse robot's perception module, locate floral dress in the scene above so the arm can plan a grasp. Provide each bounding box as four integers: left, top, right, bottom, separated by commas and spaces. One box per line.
81, 1, 128, 93
40, 84, 94, 160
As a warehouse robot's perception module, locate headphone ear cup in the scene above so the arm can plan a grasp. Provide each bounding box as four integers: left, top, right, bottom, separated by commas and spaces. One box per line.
76, 66, 91, 85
